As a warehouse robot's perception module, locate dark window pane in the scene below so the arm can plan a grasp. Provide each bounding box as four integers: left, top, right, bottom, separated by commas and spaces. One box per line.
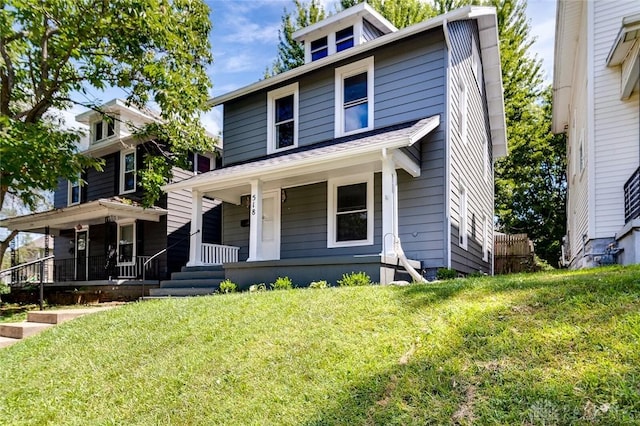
344, 102, 369, 132
344, 73, 367, 103
336, 26, 353, 41
311, 37, 327, 51
124, 172, 135, 191
337, 38, 354, 52
311, 48, 328, 61
275, 95, 294, 123
94, 122, 103, 141
311, 37, 328, 61
124, 153, 135, 172
71, 186, 80, 203
197, 155, 210, 173
107, 121, 115, 137
276, 121, 294, 148
337, 183, 366, 212
337, 212, 367, 241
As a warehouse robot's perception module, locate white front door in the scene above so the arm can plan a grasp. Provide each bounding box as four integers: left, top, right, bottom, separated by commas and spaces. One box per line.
260, 190, 281, 260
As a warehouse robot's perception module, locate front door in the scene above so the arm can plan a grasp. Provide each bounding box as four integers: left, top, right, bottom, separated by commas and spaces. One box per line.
260, 191, 281, 260
75, 229, 88, 281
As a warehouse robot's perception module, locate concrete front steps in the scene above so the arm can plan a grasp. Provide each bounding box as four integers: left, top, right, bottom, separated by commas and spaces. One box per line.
0, 307, 114, 349
148, 265, 225, 298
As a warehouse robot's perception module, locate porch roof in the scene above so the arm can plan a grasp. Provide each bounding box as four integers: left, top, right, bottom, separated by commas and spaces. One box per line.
163, 115, 440, 204
0, 197, 167, 233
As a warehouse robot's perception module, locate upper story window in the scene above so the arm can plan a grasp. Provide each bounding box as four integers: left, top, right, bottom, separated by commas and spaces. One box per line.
310, 36, 328, 61
194, 153, 215, 174
267, 83, 299, 154
336, 26, 354, 52
93, 118, 115, 143
458, 79, 468, 144
327, 173, 373, 248
120, 149, 136, 194
68, 172, 82, 206
335, 57, 374, 137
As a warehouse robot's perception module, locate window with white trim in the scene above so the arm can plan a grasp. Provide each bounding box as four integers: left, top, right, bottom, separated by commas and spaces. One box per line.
459, 79, 468, 144
471, 35, 482, 94
120, 149, 136, 194
68, 172, 82, 206
459, 184, 468, 250
335, 57, 374, 137
92, 118, 115, 143
328, 174, 374, 248
336, 26, 354, 52
117, 220, 136, 265
267, 83, 299, 154
310, 36, 328, 61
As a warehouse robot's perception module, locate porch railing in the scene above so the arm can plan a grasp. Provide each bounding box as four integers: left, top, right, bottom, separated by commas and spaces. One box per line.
52, 255, 160, 282
0, 256, 55, 287
201, 243, 239, 265
624, 166, 640, 223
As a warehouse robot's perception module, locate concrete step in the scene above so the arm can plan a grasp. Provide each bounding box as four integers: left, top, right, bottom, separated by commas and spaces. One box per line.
27, 307, 113, 324
0, 336, 20, 349
170, 270, 225, 281
180, 265, 224, 273
148, 287, 218, 297
160, 278, 223, 288
0, 322, 54, 339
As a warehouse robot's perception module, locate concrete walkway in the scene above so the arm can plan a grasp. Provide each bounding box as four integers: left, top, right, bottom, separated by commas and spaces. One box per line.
0, 306, 117, 349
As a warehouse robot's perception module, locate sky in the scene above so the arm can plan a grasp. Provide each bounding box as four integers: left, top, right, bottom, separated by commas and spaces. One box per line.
66, 0, 558, 135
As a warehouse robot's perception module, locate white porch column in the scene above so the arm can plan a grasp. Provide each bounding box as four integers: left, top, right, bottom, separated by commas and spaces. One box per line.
187, 189, 203, 266
247, 179, 263, 261
381, 149, 398, 258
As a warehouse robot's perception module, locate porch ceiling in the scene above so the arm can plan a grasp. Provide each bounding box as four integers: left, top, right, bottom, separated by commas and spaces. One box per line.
163, 115, 440, 204
0, 198, 167, 233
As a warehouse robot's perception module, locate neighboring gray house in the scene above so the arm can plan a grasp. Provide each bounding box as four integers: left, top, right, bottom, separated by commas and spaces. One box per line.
163, 4, 507, 288
1, 99, 221, 288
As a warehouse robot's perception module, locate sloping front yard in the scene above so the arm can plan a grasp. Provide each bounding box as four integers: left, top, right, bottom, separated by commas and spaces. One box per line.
0, 266, 639, 424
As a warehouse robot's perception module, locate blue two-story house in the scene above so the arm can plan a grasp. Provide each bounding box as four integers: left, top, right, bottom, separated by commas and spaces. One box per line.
1, 99, 221, 295
164, 3, 507, 287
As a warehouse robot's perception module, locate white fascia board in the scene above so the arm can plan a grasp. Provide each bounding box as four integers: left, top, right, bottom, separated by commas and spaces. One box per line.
606, 13, 640, 66
75, 98, 161, 125
210, 6, 496, 107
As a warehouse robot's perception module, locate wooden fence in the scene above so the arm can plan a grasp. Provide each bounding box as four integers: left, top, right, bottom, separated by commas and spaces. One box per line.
494, 233, 536, 274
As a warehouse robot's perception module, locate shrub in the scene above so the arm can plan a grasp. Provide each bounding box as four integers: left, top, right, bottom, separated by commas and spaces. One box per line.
219, 279, 237, 294
309, 280, 329, 289
271, 276, 293, 290
337, 271, 371, 287
436, 268, 457, 280
467, 270, 486, 278
249, 283, 267, 293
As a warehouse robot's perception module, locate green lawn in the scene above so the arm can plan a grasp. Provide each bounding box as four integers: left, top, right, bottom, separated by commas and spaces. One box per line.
1, 266, 639, 425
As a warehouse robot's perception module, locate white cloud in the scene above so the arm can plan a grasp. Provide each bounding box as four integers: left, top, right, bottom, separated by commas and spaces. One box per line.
220, 52, 261, 73
201, 107, 223, 138
221, 16, 281, 45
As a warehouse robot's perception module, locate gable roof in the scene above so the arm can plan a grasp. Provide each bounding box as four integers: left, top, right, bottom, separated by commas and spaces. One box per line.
209, 6, 506, 158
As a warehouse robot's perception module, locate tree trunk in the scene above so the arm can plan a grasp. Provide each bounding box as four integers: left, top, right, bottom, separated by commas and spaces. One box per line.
0, 229, 19, 271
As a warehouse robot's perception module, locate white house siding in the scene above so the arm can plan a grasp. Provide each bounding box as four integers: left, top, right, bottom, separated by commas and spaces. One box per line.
592, 0, 640, 239
565, 2, 590, 265
448, 20, 493, 274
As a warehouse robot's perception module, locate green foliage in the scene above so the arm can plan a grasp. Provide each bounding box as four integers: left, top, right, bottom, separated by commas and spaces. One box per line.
436, 268, 457, 280
467, 270, 486, 278
265, 0, 326, 77
337, 271, 371, 286
0, 0, 215, 211
218, 279, 237, 294
309, 280, 330, 289
340, 0, 434, 29
271, 276, 294, 290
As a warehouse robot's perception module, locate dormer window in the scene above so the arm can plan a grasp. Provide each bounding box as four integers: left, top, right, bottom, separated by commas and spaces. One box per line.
267, 83, 299, 154
93, 119, 115, 142
336, 26, 354, 52
310, 37, 328, 61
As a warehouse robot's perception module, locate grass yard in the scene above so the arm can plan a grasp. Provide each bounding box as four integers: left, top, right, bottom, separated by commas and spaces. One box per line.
0, 266, 639, 424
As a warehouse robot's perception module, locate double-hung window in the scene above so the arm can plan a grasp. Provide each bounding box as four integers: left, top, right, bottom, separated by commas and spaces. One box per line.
117, 220, 135, 265
335, 57, 374, 137
328, 174, 374, 248
310, 37, 328, 61
120, 149, 136, 194
267, 83, 298, 154
68, 172, 82, 206
336, 26, 354, 52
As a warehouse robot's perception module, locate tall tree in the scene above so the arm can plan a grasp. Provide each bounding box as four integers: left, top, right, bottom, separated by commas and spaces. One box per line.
0, 0, 215, 267
265, 0, 326, 77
